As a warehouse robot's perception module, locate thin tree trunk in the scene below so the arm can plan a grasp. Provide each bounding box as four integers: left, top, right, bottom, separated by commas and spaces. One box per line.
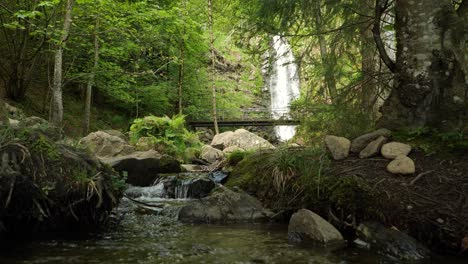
208, 0, 219, 134
0, 99, 9, 126
84, 17, 100, 135
50, 0, 74, 128
178, 39, 185, 115
313, 0, 337, 103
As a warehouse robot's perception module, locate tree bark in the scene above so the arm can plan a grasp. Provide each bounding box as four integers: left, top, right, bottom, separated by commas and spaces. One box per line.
378, 0, 468, 128
50, 0, 74, 128
208, 0, 219, 134
84, 17, 99, 135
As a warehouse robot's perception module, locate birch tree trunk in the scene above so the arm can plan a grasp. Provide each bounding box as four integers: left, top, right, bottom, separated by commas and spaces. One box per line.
50, 0, 74, 128
379, 0, 468, 128
84, 17, 100, 135
208, 0, 219, 134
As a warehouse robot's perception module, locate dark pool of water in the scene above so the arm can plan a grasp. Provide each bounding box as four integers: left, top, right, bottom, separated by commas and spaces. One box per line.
0, 199, 466, 264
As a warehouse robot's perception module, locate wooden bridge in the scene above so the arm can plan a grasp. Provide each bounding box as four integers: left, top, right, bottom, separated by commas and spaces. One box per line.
188, 108, 300, 128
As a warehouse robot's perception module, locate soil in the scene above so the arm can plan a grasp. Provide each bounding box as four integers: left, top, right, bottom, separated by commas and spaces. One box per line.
329, 150, 468, 254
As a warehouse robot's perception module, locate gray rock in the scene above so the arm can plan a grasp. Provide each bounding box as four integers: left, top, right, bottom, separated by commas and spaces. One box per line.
288, 209, 344, 246
173, 175, 215, 199
208, 171, 229, 184
359, 136, 388, 159
18, 116, 61, 140
135, 136, 155, 151
381, 142, 412, 159
351, 128, 392, 153
79, 131, 135, 158
324, 135, 350, 160
211, 129, 274, 151
223, 145, 244, 154
101, 150, 181, 186
200, 145, 225, 163
387, 155, 415, 175
178, 186, 273, 223
357, 222, 430, 261
181, 164, 206, 172
102, 129, 126, 140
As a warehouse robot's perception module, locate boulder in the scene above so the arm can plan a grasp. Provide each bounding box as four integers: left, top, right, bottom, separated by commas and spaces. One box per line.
8, 118, 19, 128
18, 116, 61, 140
200, 145, 225, 163
387, 155, 415, 175
102, 129, 126, 140
4, 102, 24, 119
208, 171, 229, 184
135, 136, 155, 151
357, 222, 430, 261
223, 146, 244, 154
211, 129, 274, 151
381, 142, 412, 159
101, 150, 181, 186
181, 164, 206, 172
211, 131, 234, 149
288, 209, 344, 246
324, 135, 350, 160
359, 136, 388, 159
178, 186, 273, 223
174, 176, 216, 199
79, 131, 135, 158
351, 128, 392, 153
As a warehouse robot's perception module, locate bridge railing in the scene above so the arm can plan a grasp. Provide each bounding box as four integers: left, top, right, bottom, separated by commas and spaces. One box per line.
187, 108, 292, 121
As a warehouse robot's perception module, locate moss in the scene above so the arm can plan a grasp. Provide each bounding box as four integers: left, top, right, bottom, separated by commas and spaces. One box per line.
30, 134, 60, 161
225, 149, 253, 167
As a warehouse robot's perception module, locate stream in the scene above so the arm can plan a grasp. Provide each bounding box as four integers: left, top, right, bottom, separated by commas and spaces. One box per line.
0, 176, 466, 264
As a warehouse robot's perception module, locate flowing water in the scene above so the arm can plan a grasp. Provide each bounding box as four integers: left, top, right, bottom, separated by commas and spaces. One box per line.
269, 35, 300, 141
1, 183, 466, 264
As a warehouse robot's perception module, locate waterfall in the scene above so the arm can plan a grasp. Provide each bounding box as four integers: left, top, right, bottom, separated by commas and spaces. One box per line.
269, 35, 300, 141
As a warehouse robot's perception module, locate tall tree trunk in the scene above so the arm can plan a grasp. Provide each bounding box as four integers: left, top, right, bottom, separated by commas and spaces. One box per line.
359, 0, 378, 116
178, 39, 185, 115
208, 0, 219, 134
50, 0, 74, 128
84, 17, 100, 135
379, 0, 468, 128
314, 0, 337, 103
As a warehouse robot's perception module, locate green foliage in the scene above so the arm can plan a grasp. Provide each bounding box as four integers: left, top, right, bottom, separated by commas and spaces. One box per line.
129, 115, 201, 161
30, 135, 60, 161
322, 175, 375, 215
227, 146, 329, 208
292, 102, 374, 143
226, 149, 254, 166
393, 127, 467, 154
227, 145, 377, 220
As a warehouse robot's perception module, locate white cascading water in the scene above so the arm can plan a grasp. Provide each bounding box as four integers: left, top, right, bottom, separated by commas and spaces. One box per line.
269, 36, 300, 141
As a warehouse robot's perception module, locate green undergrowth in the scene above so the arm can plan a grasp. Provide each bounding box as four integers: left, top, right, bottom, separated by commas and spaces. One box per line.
129, 115, 202, 162
226, 146, 378, 222
393, 127, 468, 155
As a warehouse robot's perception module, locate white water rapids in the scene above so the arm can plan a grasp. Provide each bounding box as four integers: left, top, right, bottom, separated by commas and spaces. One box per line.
269, 36, 300, 141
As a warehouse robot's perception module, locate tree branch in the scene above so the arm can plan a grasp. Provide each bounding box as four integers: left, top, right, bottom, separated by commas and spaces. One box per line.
373, 0, 396, 73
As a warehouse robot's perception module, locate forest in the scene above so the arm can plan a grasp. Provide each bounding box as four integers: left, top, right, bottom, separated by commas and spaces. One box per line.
0, 0, 467, 263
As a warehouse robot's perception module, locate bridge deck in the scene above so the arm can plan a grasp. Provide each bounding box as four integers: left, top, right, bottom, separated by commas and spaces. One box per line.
188, 119, 299, 127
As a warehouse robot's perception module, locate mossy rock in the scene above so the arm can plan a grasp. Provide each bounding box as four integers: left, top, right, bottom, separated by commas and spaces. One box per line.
0, 129, 124, 238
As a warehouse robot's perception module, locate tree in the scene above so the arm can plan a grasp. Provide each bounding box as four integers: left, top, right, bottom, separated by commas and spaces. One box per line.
208, 0, 220, 134
0, 1, 56, 100
377, 0, 468, 128
84, 16, 99, 134
50, 0, 74, 128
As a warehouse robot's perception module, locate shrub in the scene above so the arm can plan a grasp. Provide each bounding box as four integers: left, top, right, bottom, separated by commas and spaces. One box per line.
129, 115, 201, 161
